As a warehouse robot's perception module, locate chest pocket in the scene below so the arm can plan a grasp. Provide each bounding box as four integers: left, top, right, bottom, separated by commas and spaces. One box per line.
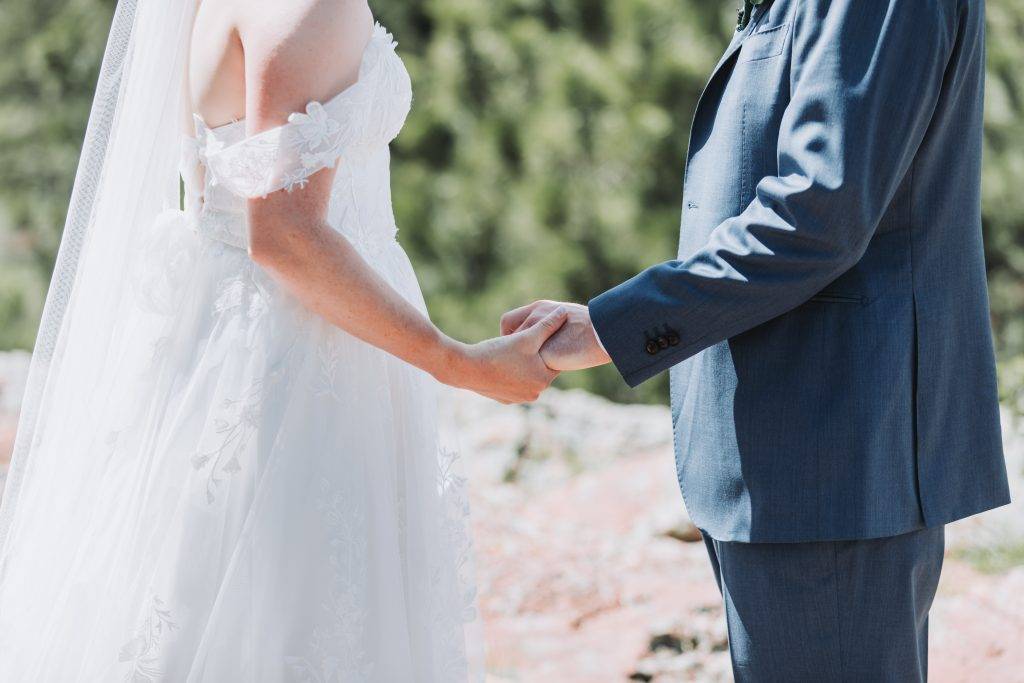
738, 23, 791, 63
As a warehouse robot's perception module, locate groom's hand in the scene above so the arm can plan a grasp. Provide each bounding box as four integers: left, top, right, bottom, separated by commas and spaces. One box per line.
501, 301, 611, 372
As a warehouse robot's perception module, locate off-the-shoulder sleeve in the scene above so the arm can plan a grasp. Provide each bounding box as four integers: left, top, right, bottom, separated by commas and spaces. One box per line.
202, 23, 410, 199
204, 96, 370, 198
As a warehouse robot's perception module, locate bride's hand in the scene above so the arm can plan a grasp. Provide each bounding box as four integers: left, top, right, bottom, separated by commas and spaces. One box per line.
500, 300, 611, 371
438, 308, 568, 404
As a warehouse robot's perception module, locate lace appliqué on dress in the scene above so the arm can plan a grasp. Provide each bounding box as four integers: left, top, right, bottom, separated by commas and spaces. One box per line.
429, 446, 478, 678
284, 477, 373, 682
117, 597, 177, 683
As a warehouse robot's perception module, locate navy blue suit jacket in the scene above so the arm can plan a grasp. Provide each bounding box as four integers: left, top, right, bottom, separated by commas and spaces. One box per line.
589, 0, 1010, 542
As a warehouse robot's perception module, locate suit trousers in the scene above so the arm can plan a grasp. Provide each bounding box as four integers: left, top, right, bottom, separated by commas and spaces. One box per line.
702, 525, 945, 682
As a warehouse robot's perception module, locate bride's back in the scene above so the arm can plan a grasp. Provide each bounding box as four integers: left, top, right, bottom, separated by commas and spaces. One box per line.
188, 0, 374, 130
188, 0, 244, 127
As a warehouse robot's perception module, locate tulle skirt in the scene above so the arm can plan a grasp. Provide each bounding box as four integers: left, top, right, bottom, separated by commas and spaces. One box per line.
0, 210, 482, 681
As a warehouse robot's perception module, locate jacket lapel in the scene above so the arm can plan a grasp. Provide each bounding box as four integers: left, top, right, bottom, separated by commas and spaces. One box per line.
679, 8, 771, 208
712, 28, 747, 78
706, 3, 771, 95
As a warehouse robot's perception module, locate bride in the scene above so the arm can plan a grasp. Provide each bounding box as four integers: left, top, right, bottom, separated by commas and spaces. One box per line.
0, 0, 569, 679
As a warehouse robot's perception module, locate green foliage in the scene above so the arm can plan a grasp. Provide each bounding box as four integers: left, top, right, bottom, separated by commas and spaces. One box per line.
1, 0, 1023, 405
983, 0, 1024, 401
0, 0, 117, 348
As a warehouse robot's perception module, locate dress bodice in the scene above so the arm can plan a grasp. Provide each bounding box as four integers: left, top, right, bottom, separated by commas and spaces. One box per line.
180, 23, 412, 256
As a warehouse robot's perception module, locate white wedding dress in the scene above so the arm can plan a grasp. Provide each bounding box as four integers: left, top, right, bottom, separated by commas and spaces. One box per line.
0, 23, 481, 681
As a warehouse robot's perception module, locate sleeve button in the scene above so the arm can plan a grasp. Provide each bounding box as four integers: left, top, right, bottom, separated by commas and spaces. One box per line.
657, 336, 669, 349
645, 340, 660, 355
667, 333, 680, 346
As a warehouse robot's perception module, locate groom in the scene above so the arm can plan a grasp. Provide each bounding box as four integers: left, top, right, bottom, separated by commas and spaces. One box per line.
502, 0, 1011, 680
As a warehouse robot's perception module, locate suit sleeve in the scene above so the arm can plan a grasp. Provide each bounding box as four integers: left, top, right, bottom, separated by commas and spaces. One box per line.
588, 0, 957, 387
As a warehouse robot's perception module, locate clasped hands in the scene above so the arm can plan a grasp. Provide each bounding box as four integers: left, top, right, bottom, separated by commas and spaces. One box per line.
443, 300, 610, 405
501, 300, 611, 372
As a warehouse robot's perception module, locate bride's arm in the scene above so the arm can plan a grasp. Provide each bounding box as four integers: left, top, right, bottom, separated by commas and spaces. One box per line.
235, 1, 564, 403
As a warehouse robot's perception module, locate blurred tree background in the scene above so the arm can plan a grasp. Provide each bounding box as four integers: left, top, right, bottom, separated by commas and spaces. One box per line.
1, 0, 1022, 405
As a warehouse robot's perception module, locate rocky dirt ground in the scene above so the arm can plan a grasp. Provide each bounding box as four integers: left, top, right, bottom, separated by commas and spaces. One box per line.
1, 350, 1022, 682
449, 388, 1024, 682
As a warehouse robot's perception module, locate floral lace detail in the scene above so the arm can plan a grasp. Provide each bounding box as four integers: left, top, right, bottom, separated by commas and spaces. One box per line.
190, 378, 265, 504
211, 270, 270, 347
428, 446, 478, 679
441, 447, 477, 609
285, 102, 346, 192
312, 334, 345, 400
192, 282, 297, 503
284, 477, 373, 682
117, 597, 177, 682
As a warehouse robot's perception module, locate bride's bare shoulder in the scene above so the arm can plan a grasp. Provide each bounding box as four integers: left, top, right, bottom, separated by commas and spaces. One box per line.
235, 0, 374, 129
